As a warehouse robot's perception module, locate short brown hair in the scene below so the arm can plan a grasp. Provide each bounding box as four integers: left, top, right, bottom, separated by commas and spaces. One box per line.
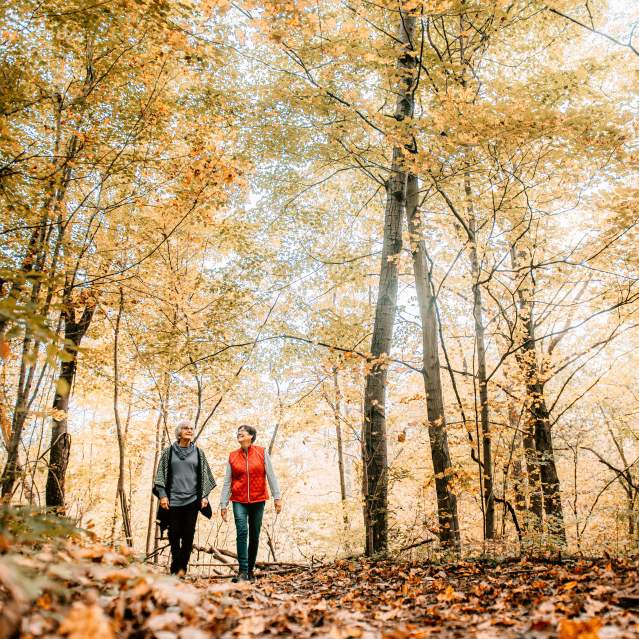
237, 424, 257, 443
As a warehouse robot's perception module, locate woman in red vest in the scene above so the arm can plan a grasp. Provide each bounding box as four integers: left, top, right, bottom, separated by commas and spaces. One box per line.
220, 424, 282, 581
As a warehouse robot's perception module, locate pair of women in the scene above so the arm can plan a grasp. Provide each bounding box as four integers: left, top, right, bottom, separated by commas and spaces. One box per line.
153, 422, 281, 580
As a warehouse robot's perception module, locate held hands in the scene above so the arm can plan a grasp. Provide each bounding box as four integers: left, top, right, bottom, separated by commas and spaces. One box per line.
201, 498, 208, 509
220, 508, 228, 522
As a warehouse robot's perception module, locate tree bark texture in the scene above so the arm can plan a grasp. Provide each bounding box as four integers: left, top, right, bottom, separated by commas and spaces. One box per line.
512, 248, 566, 545
1, 235, 54, 498
406, 174, 461, 552
465, 175, 494, 540
146, 408, 164, 556
333, 367, 350, 529
362, 6, 417, 556
113, 288, 133, 546
45, 291, 96, 512
1, 333, 37, 498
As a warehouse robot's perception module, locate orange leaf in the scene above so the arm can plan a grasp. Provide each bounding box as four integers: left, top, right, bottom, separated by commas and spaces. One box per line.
558, 617, 602, 639
36, 592, 52, 610
0, 339, 10, 360
437, 585, 464, 602
59, 602, 114, 639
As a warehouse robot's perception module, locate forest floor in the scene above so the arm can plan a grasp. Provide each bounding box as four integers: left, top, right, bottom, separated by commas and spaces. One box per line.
3, 535, 639, 638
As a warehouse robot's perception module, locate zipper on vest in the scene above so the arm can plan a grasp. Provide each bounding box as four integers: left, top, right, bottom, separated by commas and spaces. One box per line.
245, 448, 250, 501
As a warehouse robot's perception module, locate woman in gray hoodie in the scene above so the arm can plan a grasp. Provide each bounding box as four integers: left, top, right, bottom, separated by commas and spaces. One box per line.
153, 421, 215, 575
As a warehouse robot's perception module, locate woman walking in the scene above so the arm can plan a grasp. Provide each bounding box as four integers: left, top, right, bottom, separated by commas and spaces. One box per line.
154, 421, 216, 576
220, 425, 282, 581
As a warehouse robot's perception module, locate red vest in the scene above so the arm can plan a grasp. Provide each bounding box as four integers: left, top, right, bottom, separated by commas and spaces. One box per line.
229, 445, 269, 503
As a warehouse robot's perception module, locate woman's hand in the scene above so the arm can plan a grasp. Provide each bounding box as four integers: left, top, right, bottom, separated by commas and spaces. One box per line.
160, 497, 169, 510
274, 499, 282, 514
201, 498, 208, 509
220, 508, 228, 522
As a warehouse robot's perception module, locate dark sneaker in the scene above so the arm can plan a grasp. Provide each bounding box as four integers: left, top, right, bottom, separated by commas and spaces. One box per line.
232, 571, 249, 583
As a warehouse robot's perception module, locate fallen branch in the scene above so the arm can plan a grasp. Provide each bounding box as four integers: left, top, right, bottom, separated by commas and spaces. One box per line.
191, 544, 307, 568
144, 543, 169, 562
204, 565, 307, 580
399, 539, 435, 552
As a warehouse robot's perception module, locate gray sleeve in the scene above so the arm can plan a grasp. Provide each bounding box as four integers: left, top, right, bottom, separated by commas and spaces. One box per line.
265, 451, 281, 500
219, 462, 232, 509
156, 486, 167, 499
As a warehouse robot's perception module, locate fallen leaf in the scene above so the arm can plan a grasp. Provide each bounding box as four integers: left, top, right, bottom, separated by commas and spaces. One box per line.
179, 629, 210, 639
0, 339, 11, 360
58, 602, 114, 639
436, 585, 464, 602
558, 617, 603, 639
235, 615, 266, 635
146, 612, 184, 632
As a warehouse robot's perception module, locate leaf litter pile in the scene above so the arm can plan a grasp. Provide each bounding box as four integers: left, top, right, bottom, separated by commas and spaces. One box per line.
3, 539, 639, 638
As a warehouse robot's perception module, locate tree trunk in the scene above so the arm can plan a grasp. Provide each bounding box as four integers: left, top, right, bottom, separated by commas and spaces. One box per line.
532, 390, 566, 545
146, 405, 165, 556
406, 174, 460, 552
523, 422, 543, 527
0, 239, 39, 341
153, 426, 167, 563
113, 288, 132, 546
269, 377, 283, 456
362, 6, 417, 556
465, 174, 494, 540
509, 406, 527, 518
1, 231, 55, 498
45, 290, 96, 512
1, 333, 37, 498
333, 367, 349, 527
512, 248, 565, 545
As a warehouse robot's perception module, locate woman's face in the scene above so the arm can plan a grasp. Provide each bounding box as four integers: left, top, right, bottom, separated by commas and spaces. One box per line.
179, 425, 194, 442
237, 428, 253, 448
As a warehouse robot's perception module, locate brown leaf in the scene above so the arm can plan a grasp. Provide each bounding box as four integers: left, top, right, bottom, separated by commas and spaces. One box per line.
235, 615, 266, 635
146, 612, 183, 633
436, 585, 464, 602
58, 603, 114, 639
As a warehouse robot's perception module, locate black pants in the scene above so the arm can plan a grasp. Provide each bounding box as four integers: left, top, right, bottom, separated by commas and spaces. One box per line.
168, 500, 199, 574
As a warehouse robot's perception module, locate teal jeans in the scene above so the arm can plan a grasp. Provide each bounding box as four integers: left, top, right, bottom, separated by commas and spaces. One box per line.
232, 501, 265, 574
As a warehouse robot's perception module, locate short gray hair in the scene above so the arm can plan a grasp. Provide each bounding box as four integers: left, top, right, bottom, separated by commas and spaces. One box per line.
174, 420, 192, 439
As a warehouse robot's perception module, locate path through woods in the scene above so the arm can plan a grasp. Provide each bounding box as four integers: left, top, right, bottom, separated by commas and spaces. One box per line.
5, 540, 639, 638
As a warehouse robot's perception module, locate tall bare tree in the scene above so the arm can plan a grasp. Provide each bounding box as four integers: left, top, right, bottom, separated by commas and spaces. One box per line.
362, 5, 417, 555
